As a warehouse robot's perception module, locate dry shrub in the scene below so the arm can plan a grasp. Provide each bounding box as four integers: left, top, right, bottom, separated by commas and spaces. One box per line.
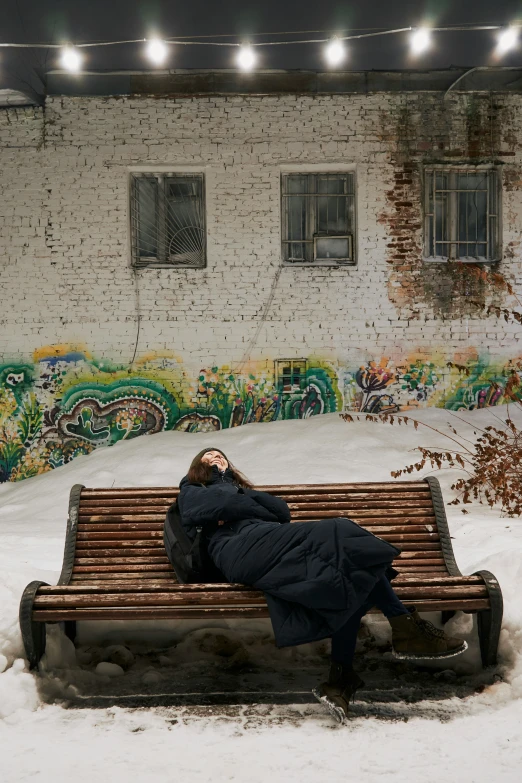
341, 400, 522, 516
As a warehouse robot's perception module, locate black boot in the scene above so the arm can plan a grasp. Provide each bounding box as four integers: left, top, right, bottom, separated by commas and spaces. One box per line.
312, 663, 365, 725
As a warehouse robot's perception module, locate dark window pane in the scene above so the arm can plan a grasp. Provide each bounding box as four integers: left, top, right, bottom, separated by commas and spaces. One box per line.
287, 195, 307, 241
163, 177, 204, 264
285, 242, 306, 262
285, 175, 308, 195
317, 196, 348, 234
136, 177, 158, 257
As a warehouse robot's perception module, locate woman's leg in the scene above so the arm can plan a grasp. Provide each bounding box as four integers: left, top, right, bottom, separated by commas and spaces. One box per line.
314, 578, 401, 724
330, 576, 408, 665
330, 602, 370, 666
367, 575, 409, 619
314, 601, 369, 724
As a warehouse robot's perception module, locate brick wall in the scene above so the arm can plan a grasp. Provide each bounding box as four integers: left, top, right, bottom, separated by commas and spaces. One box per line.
1, 92, 522, 479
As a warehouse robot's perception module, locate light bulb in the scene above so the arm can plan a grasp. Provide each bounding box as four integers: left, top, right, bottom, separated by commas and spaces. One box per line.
60, 46, 82, 73
237, 45, 256, 71
497, 27, 519, 55
325, 38, 345, 66
410, 28, 431, 55
146, 38, 168, 65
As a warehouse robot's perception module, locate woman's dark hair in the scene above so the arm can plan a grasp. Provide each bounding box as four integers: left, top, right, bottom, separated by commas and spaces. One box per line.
186, 449, 255, 489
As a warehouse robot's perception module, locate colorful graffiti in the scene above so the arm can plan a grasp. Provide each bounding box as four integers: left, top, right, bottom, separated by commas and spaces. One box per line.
443, 358, 521, 411
0, 345, 520, 482
0, 346, 341, 482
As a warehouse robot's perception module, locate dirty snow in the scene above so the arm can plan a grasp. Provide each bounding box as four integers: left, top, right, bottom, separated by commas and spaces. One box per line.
1, 408, 522, 782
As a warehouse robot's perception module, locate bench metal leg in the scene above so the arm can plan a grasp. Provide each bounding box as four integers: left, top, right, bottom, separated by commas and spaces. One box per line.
19, 580, 49, 670
473, 570, 504, 668
64, 620, 77, 644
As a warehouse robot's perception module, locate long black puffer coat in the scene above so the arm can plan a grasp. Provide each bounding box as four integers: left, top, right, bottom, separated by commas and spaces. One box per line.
177, 465, 401, 648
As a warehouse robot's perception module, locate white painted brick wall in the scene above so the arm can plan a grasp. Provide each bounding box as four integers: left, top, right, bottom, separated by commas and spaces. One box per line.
1, 94, 522, 372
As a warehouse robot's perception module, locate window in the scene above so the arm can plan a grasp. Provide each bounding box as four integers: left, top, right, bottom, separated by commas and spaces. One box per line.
424, 167, 501, 262
276, 359, 307, 392
130, 173, 206, 268
281, 172, 356, 265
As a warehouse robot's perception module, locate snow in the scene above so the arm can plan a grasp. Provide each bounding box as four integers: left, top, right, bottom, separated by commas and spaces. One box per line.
1, 407, 522, 782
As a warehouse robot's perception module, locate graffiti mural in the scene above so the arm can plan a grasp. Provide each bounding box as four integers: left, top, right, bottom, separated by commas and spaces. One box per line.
0, 344, 520, 482
443, 358, 521, 411
0, 346, 341, 482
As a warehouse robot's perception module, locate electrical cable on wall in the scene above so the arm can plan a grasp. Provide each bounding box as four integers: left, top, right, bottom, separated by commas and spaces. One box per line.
128, 267, 142, 373
230, 265, 283, 375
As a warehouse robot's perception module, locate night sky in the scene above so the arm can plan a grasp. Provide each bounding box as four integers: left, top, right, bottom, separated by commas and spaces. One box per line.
2, 0, 522, 99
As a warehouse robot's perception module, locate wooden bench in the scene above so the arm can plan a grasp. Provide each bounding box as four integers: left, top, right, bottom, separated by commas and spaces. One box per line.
20, 477, 503, 671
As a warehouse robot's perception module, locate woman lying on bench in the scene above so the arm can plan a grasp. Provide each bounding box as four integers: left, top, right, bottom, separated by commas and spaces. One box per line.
173, 447, 467, 724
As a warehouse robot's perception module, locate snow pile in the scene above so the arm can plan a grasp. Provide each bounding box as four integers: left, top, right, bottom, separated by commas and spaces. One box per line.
1, 407, 522, 781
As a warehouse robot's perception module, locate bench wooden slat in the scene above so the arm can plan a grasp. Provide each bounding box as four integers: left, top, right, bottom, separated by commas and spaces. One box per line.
37, 576, 486, 594
71, 572, 175, 581
76, 531, 164, 540
76, 541, 165, 550
71, 552, 445, 571
72, 544, 443, 562
80, 482, 429, 496
78, 491, 432, 508
79, 500, 436, 514
73, 564, 174, 573
69, 566, 451, 580
73, 544, 443, 558
78, 507, 438, 520
78, 514, 439, 526
34, 585, 489, 609
395, 566, 447, 572
76, 522, 438, 534
75, 548, 169, 557
75, 525, 441, 542
31, 597, 492, 622
72, 546, 444, 567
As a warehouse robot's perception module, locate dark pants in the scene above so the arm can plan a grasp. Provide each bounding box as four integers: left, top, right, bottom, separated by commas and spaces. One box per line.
331, 576, 408, 666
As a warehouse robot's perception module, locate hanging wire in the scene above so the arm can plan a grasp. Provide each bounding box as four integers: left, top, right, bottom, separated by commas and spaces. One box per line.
128, 268, 142, 372
0, 22, 519, 51
230, 266, 283, 375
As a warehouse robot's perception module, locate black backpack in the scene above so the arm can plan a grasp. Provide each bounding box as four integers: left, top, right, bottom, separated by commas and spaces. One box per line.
163, 489, 226, 584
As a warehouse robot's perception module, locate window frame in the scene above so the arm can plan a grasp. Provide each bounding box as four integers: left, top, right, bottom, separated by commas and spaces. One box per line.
280, 171, 357, 267
129, 171, 207, 270
422, 164, 502, 264
275, 359, 308, 393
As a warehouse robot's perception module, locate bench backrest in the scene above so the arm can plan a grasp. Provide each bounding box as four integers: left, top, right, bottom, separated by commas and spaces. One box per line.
69, 480, 448, 584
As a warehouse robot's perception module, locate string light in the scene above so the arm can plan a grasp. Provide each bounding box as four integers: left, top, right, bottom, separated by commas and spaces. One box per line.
145, 38, 169, 65
1, 23, 522, 72
60, 46, 82, 73
496, 27, 519, 55
325, 38, 346, 66
410, 28, 431, 55
236, 44, 256, 71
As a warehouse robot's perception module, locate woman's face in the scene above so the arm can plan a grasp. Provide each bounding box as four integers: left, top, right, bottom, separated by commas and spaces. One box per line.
200, 450, 229, 471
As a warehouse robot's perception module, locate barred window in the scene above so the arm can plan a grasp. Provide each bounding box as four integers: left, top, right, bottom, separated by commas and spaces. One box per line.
424, 167, 501, 262
130, 173, 206, 269
276, 359, 307, 392
281, 173, 356, 265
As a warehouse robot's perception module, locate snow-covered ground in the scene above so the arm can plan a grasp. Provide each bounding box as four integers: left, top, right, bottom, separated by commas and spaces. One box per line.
1, 408, 522, 782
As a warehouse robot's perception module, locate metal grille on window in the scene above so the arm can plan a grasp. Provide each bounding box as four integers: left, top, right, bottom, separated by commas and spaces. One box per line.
424, 168, 500, 262
276, 359, 307, 392
130, 173, 206, 268
282, 173, 355, 264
